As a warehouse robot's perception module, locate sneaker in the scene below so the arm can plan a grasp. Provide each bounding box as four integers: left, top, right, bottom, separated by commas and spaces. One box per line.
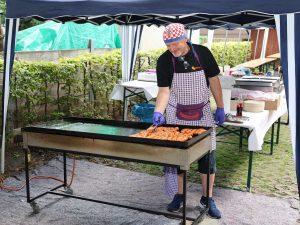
200, 196, 221, 219
167, 194, 184, 212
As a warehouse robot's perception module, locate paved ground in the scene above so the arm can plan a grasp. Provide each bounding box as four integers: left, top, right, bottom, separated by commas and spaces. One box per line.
0, 157, 299, 225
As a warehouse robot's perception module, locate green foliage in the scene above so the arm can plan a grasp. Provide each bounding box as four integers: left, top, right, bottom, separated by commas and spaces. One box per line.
19, 18, 43, 31
211, 41, 251, 67
2, 42, 249, 128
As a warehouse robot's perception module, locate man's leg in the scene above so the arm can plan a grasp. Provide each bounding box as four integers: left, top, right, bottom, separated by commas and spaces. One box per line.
200, 173, 215, 197
198, 151, 221, 219
166, 171, 184, 212
178, 173, 183, 194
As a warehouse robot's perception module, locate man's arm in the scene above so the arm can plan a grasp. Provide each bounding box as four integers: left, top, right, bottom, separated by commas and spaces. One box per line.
209, 76, 224, 108
154, 87, 170, 113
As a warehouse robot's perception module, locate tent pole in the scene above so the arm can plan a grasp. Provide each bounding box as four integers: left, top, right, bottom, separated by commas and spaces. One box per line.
1, 18, 19, 173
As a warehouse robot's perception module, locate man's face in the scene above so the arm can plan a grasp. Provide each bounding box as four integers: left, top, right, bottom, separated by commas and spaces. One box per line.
166, 39, 188, 57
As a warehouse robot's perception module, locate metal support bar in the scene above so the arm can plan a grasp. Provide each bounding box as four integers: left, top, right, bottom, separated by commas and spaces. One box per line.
48, 190, 199, 221
247, 151, 253, 192
122, 87, 150, 121
217, 125, 248, 138
30, 184, 64, 203
23, 148, 208, 224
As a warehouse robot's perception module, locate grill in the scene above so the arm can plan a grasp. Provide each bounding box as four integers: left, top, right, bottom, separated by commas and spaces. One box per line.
21, 117, 213, 225
22, 117, 212, 149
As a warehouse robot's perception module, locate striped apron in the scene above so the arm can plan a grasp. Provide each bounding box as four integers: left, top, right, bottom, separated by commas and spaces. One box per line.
164, 46, 216, 198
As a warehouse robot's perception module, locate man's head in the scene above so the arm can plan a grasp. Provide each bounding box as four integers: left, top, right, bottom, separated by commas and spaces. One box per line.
163, 23, 188, 57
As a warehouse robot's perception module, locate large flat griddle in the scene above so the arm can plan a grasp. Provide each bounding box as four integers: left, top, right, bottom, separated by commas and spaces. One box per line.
22, 117, 212, 149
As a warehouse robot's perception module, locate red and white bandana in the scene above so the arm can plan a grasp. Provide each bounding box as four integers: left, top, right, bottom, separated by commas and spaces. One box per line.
163, 23, 187, 44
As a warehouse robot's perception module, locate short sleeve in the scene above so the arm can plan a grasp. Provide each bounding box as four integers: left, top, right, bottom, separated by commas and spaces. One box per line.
156, 55, 172, 87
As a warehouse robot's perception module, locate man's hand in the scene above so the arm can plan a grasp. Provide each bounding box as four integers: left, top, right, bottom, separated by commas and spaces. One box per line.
153, 112, 166, 126
214, 107, 225, 125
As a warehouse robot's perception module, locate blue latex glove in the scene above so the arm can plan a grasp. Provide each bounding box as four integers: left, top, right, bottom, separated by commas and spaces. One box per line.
153, 112, 166, 126
214, 107, 225, 125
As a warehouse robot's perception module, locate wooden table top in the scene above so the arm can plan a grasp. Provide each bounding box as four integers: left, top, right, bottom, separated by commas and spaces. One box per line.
235, 57, 276, 69
267, 53, 280, 59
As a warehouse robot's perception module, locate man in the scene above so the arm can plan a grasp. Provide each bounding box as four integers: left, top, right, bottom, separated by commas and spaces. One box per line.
153, 23, 225, 219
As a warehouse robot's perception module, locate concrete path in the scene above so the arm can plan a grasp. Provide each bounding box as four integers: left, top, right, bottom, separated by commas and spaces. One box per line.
0, 157, 298, 225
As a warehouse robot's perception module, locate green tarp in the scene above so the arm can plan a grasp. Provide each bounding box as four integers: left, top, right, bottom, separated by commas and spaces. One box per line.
16, 21, 121, 51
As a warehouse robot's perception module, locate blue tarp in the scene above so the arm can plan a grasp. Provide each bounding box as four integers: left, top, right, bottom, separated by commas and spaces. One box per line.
16, 21, 121, 51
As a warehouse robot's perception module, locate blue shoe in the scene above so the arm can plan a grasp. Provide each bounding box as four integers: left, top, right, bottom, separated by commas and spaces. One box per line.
167, 194, 183, 212
200, 196, 221, 219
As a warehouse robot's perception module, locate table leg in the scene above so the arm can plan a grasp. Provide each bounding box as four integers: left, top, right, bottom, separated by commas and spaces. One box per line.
276, 118, 281, 144
270, 123, 275, 155
239, 128, 243, 151
247, 151, 253, 192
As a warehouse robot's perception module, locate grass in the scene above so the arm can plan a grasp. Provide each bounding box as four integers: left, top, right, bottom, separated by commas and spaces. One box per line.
92, 114, 297, 198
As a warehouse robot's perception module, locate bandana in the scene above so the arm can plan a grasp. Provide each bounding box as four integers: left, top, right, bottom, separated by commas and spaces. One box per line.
163, 23, 187, 44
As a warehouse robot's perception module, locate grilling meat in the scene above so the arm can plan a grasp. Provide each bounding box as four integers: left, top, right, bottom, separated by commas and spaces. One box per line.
130, 127, 206, 142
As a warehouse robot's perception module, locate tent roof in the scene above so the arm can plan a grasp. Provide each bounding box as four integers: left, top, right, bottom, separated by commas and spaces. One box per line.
7, 0, 300, 28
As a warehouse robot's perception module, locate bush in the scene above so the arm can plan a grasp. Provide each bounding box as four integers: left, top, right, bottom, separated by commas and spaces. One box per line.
1, 41, 248, 130
211, 41, 251, 67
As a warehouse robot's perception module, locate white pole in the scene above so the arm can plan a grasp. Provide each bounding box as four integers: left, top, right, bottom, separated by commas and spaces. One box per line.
260, 28, 269, 59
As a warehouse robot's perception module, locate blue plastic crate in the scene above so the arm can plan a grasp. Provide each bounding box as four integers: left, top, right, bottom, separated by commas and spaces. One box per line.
132, 103, 155, 122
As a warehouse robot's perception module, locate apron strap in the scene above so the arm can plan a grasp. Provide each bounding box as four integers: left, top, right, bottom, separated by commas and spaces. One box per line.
168, 100, 210, 109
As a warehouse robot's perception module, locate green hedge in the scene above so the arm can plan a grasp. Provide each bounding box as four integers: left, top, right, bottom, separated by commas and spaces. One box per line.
0, 42, 250, 129
211, 41, 251, 67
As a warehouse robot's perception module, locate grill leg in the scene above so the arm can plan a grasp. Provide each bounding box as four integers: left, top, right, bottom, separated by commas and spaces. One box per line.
63, 153, 67, 187
182, 170, 187, 225
206, 151, 211, 208
25, 148, 31, 203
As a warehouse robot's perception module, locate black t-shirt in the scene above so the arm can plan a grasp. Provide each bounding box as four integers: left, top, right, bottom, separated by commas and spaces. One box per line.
156, 43, 220, 87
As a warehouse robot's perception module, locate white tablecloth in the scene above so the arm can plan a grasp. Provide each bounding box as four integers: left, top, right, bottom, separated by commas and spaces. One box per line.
223, 97, 287, 151
110, 80, 158, 101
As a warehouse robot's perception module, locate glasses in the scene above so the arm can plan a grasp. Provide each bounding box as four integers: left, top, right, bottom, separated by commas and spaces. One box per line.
178, 56, 190, 70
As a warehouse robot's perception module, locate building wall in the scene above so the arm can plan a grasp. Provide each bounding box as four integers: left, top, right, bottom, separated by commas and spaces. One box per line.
15, 48, 113, 62
139, 25, 165, 51
250, 28, 279, 59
